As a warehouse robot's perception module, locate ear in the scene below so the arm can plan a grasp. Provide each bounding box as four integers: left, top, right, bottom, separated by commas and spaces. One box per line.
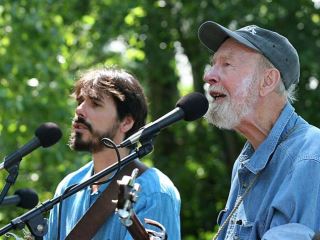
259, 68, 281, 96
119, 115, 135, 134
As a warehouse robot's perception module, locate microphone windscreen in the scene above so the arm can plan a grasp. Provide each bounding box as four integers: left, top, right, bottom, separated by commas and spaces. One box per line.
15, 188, 39, 209
176, 92, 209, 121
35, 122, 63, 148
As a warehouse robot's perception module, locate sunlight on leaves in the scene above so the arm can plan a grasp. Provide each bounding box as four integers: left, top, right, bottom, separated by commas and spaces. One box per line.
0, 36, 10, 47
27, 78, 39, 87
8, 122, 17, 133
312, 0, 320, 9
19, 124, 27, 133
82, 15, 95, 25
125, 48, 145, 61
311, 13, 320, 23
308, 76, 319, 90
53, 15, 63, 25
30, 173, 39, 182
186, 122, 196, 133
125, 6, 145, 26
259, 5, 268, 17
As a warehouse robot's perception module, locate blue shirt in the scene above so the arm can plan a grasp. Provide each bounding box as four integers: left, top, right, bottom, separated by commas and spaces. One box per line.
45, 160, 181, 240
216, 103, 320, 240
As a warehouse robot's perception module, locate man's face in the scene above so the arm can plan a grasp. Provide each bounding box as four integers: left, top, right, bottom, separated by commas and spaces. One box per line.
203, 38, 261, 129
69, 90, 121, 153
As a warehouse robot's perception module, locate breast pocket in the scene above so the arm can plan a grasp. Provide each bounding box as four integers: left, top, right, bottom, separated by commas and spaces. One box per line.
235, 220, 254, 240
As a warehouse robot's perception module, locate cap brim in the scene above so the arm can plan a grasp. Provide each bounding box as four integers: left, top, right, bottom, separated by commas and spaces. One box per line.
198, 21, 260, 53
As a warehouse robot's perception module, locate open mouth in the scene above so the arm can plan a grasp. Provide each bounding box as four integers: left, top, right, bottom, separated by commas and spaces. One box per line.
72, 117, 92, 132
73, 122, 88, 130
210, 91, 227, 101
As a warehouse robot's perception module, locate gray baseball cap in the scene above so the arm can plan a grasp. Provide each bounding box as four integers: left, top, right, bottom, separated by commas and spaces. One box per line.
198, 21, 300, 89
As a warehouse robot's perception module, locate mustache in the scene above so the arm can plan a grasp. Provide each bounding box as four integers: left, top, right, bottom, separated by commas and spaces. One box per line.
206, 84, 227, 93
204, 83, 228, 101
73, 117, 93, 132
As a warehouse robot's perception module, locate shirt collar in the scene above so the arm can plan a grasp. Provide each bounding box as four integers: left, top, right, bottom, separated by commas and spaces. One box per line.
242, 102, 296, 174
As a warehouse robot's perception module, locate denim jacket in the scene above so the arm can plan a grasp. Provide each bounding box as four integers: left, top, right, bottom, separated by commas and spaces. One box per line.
217, 103, 320, 240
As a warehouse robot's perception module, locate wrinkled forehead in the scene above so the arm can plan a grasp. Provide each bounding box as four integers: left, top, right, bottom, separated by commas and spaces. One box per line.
213, 38, 261, 62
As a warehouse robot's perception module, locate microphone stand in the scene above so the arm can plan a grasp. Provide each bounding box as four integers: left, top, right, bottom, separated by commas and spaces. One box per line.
0, 141, 154, 238
0, 160, 21, 205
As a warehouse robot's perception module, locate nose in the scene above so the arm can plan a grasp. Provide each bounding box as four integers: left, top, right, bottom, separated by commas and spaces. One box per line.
76, 101, 87, 118
204, 66, 220, 85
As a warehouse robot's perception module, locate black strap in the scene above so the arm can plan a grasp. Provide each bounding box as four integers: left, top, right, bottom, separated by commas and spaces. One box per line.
66, 159, 148, 240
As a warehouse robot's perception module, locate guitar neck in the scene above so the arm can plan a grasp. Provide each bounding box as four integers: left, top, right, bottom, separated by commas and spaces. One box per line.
127, 212, 150, 240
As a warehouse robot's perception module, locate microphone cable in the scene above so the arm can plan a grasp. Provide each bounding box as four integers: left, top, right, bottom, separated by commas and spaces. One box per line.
56, 138, 121, 240
96, 137, 121, 185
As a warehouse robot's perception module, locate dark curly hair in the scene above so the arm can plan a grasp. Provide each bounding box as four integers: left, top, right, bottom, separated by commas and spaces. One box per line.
72, 67, 148, 140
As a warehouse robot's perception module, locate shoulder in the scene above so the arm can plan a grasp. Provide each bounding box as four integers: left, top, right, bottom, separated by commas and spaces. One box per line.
273, 121, 320, 178
289, 120, 320, 143
136, 167, 180, 200
54, 161, 93, 195
279, 120, 320, 161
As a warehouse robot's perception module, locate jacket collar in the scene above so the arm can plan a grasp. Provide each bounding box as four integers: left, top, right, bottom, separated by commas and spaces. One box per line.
240, 103, 296, 174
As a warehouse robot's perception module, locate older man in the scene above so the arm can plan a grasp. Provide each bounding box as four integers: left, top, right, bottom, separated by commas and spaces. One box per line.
198, 21, 320, 239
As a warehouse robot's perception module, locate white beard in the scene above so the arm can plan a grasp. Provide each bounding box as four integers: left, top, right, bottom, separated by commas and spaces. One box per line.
204, 73, 259, 129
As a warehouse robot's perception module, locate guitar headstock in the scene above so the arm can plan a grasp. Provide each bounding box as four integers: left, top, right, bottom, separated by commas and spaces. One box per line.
115, 168, 141, 226
115, 168, 168, 240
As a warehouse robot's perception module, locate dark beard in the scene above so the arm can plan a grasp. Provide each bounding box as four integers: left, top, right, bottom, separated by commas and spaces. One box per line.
68, 117, 119, 153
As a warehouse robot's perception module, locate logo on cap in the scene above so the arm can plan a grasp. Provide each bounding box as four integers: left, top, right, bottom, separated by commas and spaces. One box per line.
241, 26, 257, 35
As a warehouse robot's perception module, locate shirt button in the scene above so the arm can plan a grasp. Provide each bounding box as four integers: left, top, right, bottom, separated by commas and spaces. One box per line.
234, 236, 240, 240
242, 183, 247, 189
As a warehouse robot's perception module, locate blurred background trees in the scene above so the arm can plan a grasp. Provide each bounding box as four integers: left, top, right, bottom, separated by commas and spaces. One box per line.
0, 0, 319, 239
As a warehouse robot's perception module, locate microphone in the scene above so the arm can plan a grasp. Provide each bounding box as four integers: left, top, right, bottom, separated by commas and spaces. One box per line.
0, 122, 62, 171
119, 92, 209, 148
0, 188, 39, 209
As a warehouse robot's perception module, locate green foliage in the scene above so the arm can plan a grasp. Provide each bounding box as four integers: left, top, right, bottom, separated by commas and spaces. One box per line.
0, 0, 319, 239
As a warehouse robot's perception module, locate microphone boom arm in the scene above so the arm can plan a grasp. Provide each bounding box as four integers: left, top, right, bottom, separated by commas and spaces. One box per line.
0, 162, 21, 206
120, 108, 184, 148
0, 141, 154, 238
